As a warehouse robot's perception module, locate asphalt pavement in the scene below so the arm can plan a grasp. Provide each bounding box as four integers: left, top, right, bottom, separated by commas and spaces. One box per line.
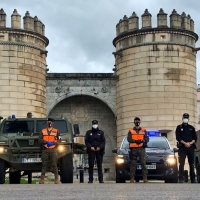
0, 182, 200, 200
2, 171, 199, 200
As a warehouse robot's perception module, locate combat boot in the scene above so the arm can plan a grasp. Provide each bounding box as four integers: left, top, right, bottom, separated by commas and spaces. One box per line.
178, 176, 184, 183
190, 176, 196, 183
130, 175, 134, 183
143, 175, 148, 183
39, 174, 45, 184
54, 174, 60, 184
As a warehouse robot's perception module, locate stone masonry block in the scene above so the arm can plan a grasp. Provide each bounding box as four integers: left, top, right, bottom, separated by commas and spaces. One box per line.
158, 115, 173, 120
142, 115, 157, 121
158, 103, 173, 109
2, 98, 18, 104
157, 80, 172, 85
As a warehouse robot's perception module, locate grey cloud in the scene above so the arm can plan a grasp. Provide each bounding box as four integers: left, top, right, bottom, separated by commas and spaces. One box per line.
1, 0, 200, 80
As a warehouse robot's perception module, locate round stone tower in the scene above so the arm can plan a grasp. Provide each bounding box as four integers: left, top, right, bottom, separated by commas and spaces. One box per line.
0, 9, 49, 118
113, 8, 198, 146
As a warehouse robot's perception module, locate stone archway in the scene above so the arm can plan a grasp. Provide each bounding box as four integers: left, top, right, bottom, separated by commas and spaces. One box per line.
48, 95, 117, 180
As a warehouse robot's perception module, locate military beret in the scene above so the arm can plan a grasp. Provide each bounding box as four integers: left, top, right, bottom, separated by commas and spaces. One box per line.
134, 117, 141, 121
47, 118, 54, 122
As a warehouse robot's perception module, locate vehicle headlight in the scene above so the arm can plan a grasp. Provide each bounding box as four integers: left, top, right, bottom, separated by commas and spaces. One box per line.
57, 145, 65, 152
0, 147, 4, 153
116, 157, 124, 164
166, 155, 176, 165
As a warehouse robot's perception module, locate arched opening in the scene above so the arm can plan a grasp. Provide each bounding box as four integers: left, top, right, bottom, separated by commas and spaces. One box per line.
48, 95, 116, 180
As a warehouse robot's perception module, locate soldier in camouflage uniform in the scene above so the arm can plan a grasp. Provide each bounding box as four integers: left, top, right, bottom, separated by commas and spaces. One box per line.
38, 118, 60, 184
127, 117, 149, 183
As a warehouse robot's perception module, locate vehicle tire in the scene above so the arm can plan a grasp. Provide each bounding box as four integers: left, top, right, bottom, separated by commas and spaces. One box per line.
60, 153, 73, 183
0, 159, 5, 184
170, 177, 178, 183
116, 175, 125, 183
164, 179, 170, 183
196, 165, 200, 183
9, 171, 21, 184
135, 179, 139, 183
184, 170, 188, 183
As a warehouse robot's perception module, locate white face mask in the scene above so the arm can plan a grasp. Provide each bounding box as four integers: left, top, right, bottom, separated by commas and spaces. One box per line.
183, 118, 188, 123
92, 124, 98, 129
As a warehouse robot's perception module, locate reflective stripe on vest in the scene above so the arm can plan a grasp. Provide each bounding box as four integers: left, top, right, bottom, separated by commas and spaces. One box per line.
129, 128, 146, 148
42, 128, 58, 149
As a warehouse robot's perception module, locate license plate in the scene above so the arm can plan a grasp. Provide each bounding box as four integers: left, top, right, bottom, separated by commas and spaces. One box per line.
22, 158, 42, 163
137, 165, 156, 169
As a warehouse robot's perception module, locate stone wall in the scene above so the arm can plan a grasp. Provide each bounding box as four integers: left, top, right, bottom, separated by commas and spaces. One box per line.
46, 73, 117, 180
0, 9, 48, 117
113, 8, 198, 147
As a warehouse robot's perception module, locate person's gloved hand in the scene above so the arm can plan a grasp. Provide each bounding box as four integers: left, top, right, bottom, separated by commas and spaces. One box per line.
46, 141, 54, 147
135, 140, 143, 144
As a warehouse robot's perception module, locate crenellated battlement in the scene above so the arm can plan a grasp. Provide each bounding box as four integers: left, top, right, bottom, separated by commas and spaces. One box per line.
116, 8, 195, 36
0, 8, 45, 36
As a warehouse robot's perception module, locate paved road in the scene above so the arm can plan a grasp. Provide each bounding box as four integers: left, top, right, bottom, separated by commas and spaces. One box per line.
1, 182, 200, 200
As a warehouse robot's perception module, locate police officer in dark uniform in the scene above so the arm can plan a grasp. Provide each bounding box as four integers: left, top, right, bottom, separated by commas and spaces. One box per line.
85, 120, 106, 183
176, 113, 197, 183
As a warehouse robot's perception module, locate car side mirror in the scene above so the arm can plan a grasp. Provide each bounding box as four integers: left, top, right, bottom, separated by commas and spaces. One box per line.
173, 147, 179, 153
73, 124, 80, 137
112, 148, 118, 153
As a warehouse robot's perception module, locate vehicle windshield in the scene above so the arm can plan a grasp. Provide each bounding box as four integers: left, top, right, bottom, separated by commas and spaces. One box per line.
121, 137, 170, 149
3, 120, 34, 133
36, 120, 68, 133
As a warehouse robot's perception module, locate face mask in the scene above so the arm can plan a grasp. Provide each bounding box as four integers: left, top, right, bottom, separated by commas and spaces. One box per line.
92, 124, 98, 129
183, 118, 188, 124
134, 122, 140, 127
47, 122, 52, 127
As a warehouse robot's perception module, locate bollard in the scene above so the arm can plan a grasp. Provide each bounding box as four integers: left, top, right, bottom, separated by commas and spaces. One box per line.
79, 169, 84, 183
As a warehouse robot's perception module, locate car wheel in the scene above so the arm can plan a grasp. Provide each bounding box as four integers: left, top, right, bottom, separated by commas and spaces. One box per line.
60, 153, 73, 183
0, 159, 5, 184
170, 177, 178, 183
116, 175, 125, 183
9, 171, 21, 184
164, 179, 170, 183
135, 179, 139, 183
196, 166, 200, 183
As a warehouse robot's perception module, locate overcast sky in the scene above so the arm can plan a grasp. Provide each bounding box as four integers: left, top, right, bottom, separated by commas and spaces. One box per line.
2, 0, 200, 83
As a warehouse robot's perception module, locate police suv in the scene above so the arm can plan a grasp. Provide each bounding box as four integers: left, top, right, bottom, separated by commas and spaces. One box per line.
112, 131, 178, 183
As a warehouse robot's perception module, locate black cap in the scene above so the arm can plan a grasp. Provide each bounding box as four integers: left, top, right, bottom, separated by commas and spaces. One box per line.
92, 120, 98, 124
134, 117, 140, 121
183, 113, 189, 118
47, 118, 54, 122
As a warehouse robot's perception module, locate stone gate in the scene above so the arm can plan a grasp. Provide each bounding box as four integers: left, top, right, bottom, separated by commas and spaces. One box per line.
46, 73, 117, 180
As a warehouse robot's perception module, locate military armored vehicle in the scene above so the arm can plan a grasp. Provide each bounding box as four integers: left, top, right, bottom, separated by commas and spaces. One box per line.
0, 116, 80, 184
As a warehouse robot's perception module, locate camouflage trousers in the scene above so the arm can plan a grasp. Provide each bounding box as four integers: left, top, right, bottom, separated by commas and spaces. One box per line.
41, 148, 58, 175
130, 148, 147, 176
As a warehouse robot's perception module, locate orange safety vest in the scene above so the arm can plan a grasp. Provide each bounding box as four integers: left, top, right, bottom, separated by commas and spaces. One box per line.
129, 127, 146, 148
42, 128, 58, 149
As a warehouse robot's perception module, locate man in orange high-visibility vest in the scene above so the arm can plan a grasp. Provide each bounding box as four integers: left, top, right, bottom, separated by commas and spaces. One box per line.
38, 118, 60, 184
127, 117, 149, 183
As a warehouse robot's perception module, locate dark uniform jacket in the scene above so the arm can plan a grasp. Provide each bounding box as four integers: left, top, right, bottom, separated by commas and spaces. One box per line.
175, 123, 197, 148
85, 128, 106, 154
127, 127, 149, 146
